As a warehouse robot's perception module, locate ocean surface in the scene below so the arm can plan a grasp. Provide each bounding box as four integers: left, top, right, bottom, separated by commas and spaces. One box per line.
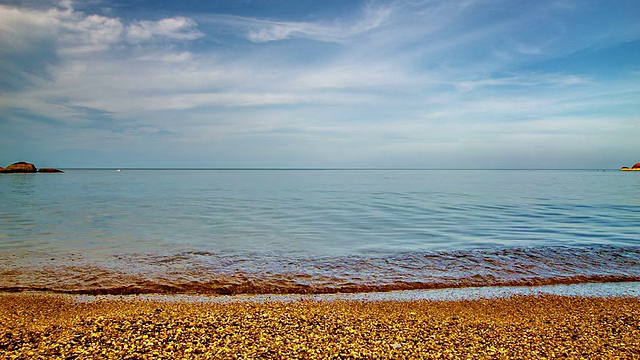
1, 169, 639, 296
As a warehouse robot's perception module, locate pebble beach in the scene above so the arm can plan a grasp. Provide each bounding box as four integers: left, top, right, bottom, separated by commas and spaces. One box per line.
1, 293, 639, 359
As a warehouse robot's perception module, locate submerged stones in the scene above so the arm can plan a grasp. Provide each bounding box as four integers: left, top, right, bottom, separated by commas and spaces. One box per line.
0, 161, 63, 173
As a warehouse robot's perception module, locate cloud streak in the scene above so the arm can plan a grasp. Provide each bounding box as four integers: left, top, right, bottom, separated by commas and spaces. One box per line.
245, 4, 391, 43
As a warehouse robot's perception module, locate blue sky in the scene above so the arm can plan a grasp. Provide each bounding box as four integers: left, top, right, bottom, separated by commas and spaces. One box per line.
0, 0, 638, 168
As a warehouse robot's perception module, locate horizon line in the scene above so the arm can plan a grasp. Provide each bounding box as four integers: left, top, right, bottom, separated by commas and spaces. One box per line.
55, 167, 616, 171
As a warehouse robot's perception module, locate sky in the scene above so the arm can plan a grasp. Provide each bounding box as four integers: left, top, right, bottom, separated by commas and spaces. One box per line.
0, 0, 638, 169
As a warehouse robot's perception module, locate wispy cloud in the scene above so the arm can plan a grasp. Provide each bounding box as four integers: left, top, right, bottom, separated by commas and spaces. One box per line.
243, 4, 391, 43
455, 74, 589, 92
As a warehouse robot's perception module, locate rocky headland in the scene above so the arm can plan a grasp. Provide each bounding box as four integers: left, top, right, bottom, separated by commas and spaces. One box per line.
0, 162, 63, 173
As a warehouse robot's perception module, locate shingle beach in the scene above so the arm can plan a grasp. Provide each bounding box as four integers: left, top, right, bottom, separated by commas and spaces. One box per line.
1, 294, 638, 359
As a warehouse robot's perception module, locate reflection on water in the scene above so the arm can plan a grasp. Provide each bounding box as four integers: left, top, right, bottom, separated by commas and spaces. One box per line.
5, 173, 38, 196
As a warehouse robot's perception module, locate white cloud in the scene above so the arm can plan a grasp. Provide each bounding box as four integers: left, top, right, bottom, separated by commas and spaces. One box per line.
0, 5, 61, 90
135, 92, 307, 110
287, 62, 422, 92
455, 74, 589, 92
61, 14, 124, 52
0, 4, 202, 55
0, 5, 58, 53
0, 1, 205, 95
126, 17, 203, 43
136, 51, 194, 62
209, 4, 392, 43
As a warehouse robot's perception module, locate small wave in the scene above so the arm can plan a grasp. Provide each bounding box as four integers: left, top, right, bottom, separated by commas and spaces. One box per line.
1, 245, 639, 296
2, 275, 640, 296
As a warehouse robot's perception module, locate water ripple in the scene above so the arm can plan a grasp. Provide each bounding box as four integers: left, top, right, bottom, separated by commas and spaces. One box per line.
1, 169, 639, 294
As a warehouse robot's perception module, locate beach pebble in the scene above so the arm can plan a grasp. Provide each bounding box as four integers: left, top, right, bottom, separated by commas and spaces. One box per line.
0, 294, 639, 358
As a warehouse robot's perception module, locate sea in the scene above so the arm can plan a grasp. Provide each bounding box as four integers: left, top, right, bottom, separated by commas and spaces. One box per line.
1, 169, 639, 297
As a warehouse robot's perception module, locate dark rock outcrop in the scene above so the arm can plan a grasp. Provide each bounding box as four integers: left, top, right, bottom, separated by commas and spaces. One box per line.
0, 162, 63, 173
38, 168, 64, 173
620, 162, 640, 171
4, 162, 37, 173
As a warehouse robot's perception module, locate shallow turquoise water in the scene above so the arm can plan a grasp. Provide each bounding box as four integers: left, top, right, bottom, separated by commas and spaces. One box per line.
1, 169, 639, 294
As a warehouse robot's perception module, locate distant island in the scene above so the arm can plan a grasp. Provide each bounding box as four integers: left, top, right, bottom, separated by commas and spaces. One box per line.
0, 161, 63, 173
620, 162, 640, 171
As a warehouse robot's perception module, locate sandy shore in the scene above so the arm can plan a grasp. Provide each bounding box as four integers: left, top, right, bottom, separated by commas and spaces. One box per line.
1, 294, 639, 359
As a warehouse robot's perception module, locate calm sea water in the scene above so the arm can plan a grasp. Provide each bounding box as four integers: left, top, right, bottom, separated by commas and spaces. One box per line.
1, 169, 639, 295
